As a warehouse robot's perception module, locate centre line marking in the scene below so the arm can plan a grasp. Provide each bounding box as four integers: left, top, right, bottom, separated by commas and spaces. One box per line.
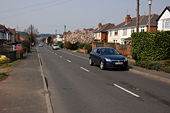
60, 56, 62, 58
80, 67, 90, 72
113, 84, 140, 98
66, 60, 72, 63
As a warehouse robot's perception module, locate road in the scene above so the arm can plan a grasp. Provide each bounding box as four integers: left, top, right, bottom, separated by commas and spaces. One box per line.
38, 45, 170, 113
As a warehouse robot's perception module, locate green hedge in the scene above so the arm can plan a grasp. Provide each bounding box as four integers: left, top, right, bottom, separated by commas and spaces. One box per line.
64, 41, 92, 53
131, 31, 170, 61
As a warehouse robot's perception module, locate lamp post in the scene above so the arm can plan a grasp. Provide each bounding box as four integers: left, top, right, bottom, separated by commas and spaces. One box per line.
148, 0, 152, 32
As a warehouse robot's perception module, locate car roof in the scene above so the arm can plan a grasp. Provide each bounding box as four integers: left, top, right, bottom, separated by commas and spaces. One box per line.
94, 47, 114, 49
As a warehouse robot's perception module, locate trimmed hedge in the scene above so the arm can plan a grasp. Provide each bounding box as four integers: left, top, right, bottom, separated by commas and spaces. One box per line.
131, 31, 170, 61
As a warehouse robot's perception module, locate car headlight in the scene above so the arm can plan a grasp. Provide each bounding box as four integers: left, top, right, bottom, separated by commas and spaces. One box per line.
105, 58, 112, 62
124, 57, 128, 61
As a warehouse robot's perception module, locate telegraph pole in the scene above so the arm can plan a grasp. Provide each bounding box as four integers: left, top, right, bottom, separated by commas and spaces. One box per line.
136, 0, 140, 32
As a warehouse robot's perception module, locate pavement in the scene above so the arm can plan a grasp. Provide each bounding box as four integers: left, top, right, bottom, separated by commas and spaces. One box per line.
0, 47, 47, 113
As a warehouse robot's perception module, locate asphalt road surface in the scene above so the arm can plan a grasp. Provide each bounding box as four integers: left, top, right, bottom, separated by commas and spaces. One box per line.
38, 45, 170, 113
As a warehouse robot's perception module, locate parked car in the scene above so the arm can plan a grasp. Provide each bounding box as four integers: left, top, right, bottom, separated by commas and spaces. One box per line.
52, 44, 60, 50
38, 43, 43, 47
89, 47, 128, 70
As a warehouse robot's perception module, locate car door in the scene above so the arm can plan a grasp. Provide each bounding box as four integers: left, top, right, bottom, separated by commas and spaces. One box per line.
95, 48, 102, 65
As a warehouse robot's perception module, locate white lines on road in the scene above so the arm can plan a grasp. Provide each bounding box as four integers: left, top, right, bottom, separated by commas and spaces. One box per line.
113, 84, 140, 98
66, 60, 72, 63
60, 56, 63, 58
80, 67, 90, 72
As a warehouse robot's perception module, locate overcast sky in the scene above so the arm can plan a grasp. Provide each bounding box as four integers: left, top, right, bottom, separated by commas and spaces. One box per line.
0, 0, 169, 34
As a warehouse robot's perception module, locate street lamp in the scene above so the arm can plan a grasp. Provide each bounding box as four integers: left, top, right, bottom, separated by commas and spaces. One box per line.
148, 0, 152, 32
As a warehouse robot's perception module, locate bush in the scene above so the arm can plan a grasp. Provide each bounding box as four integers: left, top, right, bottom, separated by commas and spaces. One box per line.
135, 61, 170, 73
65, 41, 72, 49
0, 55, 10, 64
131, 31, 170, 61
84, 43, 92, 53
57, 41, 63, 48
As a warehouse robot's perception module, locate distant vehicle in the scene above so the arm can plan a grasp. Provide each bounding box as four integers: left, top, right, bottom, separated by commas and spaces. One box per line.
89, 47, 128, 70
52, 44, 60, 50
38, 43, 43, 47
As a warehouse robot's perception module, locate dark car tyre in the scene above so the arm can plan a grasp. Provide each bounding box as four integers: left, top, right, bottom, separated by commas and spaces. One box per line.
100, 61, 105, 70
89, 58, 94, 66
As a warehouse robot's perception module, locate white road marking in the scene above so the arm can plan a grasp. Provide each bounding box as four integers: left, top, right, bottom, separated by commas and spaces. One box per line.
60, 56, 63, 58
66, 60, 72, 63
80, 67, 90, 72
113, 84, 140, 98
55, 53, 58, 55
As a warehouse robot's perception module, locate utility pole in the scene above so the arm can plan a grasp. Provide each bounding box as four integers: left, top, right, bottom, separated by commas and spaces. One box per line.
136, 0, 140, 32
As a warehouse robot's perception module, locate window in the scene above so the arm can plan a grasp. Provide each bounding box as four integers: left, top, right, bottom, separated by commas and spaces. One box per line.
131, 28, 135, 33
115, 30, 118, 36
164, 19, 170, 29
123, 29, 127, 36
110, 31, 112, 37
141, 27, 145, 32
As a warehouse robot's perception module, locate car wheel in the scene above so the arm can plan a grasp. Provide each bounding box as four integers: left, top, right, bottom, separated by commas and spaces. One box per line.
100, 61, 105, 70
89, 58, 94, 66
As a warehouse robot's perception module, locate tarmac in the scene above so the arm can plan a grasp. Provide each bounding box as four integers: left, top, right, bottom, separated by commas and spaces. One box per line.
0, 47, 170, 113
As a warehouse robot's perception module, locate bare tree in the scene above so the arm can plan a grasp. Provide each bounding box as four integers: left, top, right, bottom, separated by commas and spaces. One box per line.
25, 24, 39, 46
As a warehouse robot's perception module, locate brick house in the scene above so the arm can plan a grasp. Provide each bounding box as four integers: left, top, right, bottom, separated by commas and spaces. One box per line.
93, 23, 115, 43
107, 14, 159, 44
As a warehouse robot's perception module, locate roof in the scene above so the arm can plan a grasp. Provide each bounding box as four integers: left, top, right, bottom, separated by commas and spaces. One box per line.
109, 14, 159, 30
8, 28, 16, 35
93, 23, 115, 33
0, 24, 6, 29
157, 6, 170, 21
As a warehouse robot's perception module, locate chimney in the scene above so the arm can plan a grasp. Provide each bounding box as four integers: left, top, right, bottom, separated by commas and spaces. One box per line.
125, 15, 132, 24
98, 23, 102, 29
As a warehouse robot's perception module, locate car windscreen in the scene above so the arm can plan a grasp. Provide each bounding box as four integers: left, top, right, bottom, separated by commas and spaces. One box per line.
100, 48, 120, 55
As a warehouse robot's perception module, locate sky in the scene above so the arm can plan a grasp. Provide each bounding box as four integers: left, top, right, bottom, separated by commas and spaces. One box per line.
0, 0, 169, 34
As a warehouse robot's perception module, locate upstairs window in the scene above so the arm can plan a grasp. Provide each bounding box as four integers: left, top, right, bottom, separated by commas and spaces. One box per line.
164, 19, 170, 29
123, 29, 127, 36
115, 30, 118, 36
131, 28, 135, 33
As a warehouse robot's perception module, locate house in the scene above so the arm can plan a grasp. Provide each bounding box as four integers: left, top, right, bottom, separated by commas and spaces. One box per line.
8, 28, 16, 43
157, 6, 170, 31
0, 24, 14, 45
107, 14, 159, 44
93, 23, 115, 43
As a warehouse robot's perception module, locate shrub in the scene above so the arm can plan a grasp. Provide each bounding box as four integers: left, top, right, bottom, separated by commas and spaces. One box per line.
135, 61, 170, 73
65, 41, 72, 49
84, 43, 92, 53
0, 55, 10, 64
132, 31, 170, 61
57, 41, 63, 48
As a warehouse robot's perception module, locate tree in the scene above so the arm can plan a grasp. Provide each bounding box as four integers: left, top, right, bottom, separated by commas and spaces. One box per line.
25, 24, 39, 46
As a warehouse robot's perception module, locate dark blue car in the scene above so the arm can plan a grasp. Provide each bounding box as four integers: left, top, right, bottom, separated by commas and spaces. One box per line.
89, 47, 128, 70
